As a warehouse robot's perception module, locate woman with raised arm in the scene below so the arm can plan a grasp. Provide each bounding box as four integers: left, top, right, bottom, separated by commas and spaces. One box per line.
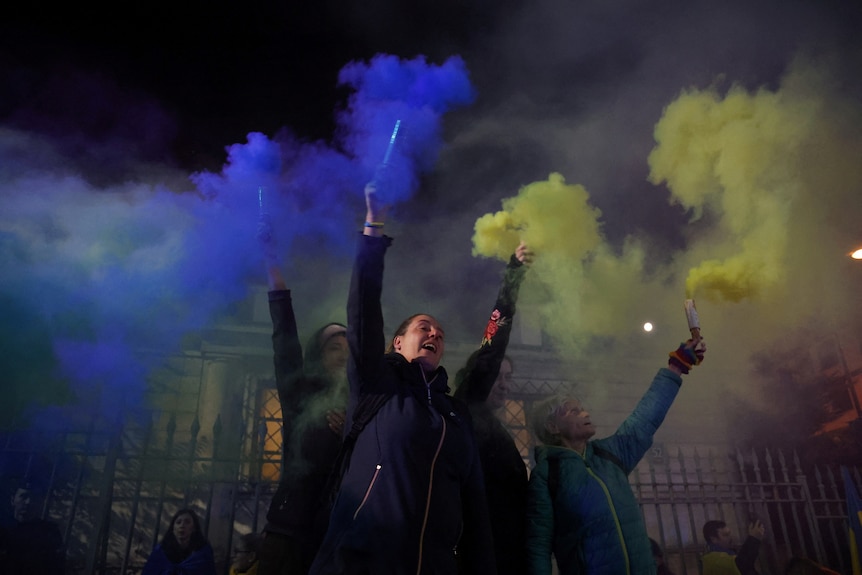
453, 241, 533, 575
526, 336, 706, 575
309, 183, 496, 575
256, 220, 349, 575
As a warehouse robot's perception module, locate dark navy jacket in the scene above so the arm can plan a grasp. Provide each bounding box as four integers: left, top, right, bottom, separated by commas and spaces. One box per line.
309, 234, 496, 575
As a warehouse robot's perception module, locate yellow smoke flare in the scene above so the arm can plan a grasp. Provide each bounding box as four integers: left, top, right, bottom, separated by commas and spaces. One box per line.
472, 173, 654, 354
471, 172, 603, 262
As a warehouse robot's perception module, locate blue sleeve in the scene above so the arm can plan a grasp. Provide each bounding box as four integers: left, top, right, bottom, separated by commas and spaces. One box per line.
599, 367, 682, 473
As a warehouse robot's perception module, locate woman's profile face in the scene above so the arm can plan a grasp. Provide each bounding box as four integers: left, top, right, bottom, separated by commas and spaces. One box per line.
487, 358, 513, 410
172, 512, 196, 547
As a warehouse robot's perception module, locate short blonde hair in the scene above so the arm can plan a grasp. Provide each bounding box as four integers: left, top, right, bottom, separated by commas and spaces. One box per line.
530, 394, 579, 446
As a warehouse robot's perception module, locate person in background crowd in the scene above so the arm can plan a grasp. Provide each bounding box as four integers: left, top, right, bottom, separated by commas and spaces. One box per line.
701, 519, 765, 575
142, 508, 216, 575
0, 478, 65, 574
453, 240, 533, 575
525, 333, 706, 575
231, 532, 264, 575
650, 537, 676, 575
257, 218, 349, 575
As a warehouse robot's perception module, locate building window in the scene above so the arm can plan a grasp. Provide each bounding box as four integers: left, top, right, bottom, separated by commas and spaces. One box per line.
258, 388, 283, 482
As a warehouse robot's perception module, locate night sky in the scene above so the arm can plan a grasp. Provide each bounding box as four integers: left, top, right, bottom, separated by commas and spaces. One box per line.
2, 0, 862, 441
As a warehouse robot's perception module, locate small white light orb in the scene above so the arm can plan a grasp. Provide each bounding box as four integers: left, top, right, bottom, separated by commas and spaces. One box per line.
643, 322, 653, 332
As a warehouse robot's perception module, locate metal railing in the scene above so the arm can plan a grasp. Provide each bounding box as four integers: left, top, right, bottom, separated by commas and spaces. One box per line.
1, 392, 858, 574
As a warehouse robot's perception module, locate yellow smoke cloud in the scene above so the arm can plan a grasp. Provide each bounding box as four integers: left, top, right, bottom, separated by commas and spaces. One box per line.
647, 77, 816, 301
469, 55, 862, 370
472, 172, 603, 261
472, 173, 658, 353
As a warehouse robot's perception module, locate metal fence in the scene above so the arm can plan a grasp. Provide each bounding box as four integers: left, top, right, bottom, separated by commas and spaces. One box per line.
1, 387, 858, 575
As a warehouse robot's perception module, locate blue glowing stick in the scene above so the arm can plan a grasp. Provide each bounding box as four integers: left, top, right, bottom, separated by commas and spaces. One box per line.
381, 120, 401, 166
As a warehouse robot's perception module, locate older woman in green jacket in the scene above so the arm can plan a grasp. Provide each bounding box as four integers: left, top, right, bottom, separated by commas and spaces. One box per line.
525, 336, 705, 575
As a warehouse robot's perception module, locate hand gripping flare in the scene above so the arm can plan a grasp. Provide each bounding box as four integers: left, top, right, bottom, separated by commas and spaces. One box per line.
669, 299, 704, 374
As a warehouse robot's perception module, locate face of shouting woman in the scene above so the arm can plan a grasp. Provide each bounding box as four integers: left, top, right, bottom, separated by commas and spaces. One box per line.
393, 314, 445, 372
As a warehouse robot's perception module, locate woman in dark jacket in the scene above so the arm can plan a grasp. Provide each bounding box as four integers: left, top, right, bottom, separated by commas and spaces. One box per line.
143, 508, 216, 575
309, 183, 496, 575
453, 241, 532, 575
257, 223, 349, 575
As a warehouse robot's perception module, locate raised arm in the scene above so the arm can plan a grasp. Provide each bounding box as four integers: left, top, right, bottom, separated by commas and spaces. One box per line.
258, 217, 304, 410
454, 242, 532, 403
734, 520, 765, 575
598, 336, 706, 472
346, 183, 392, 413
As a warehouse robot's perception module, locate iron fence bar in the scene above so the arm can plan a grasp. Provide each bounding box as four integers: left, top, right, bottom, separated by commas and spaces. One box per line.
120, 414, 155, 575
679, 447, 703, 575
63, 416, 97, 551
786, 482, 809, 560
151, 412, 177, 552
184, 415, 201, 509
818, 466, 845, 572
44, 433, 64, 520
85, 422, 123, 575
202, 417, 221, 551
664, 450, 685, 574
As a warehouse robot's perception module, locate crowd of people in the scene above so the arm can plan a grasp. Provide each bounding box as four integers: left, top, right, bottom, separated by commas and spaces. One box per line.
2, 180, 844, 575
255, 181, 712, 575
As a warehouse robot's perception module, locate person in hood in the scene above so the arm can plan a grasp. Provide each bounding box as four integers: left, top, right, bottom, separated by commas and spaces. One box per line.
256, 218, 349, 575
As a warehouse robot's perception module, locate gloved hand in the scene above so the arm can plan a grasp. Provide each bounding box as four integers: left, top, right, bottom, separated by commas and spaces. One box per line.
668, 338, 706, 374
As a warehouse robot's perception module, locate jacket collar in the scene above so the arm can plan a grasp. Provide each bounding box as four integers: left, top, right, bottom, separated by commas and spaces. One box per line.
384, 352, 450, 393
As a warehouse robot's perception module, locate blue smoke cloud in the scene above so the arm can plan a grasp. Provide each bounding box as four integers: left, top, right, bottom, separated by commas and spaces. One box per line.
0, 53, 475, 432
336, 54, 476, 203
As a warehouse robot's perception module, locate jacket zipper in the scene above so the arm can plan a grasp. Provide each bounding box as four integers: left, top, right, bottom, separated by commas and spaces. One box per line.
353, 464, 382, 520
584, 463, 631, 575
415, 412, 446, 575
